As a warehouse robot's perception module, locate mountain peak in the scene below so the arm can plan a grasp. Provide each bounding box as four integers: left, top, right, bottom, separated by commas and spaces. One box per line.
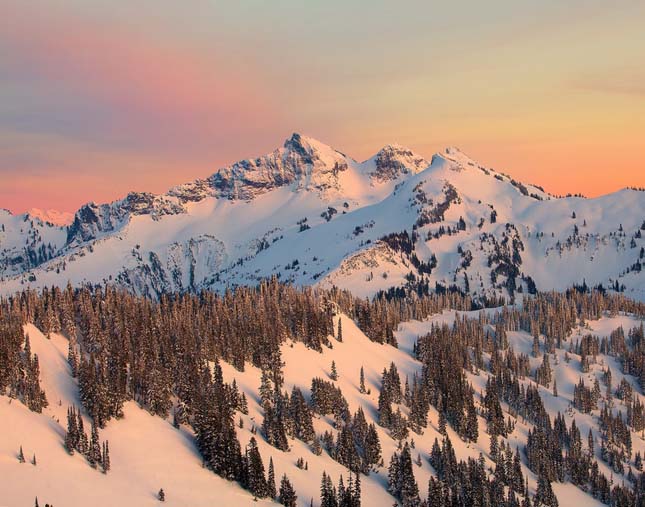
375, 143, 425, 162
444, 145, 466, 156
203, 133, 350, 200
284, 132, 317, 151
377, 142, 411, 152
282, 132, 349, 164
282, 133, 325, 165
369, 144, 428, 182
441, 146, 480, 168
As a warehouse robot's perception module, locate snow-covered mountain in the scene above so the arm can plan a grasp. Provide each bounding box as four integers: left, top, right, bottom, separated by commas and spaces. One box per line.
1, 126, 644, 507
1, 133, 644, 301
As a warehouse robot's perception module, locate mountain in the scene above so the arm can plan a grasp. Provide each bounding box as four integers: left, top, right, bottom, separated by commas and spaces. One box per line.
1, 133, 644, 301
1, 133, 644, 507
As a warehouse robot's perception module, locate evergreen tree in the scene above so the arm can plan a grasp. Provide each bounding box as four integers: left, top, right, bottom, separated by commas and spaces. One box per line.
359, 367, 366, 394
102, 440, 110, 473
239, 392, 249, 415
363, 423, 382, 469
338, 475, 346, 506
259, 370, 273, 407
288, 386, 315, 443
352, 472, 361, 507
378, 385, 393, 428
77, 414, 88, 455
536, 354, 552, 387
279, 474, 297, 507
267, 457, 277, 499
330, 361, 338, 381
339, 472, 361, 507
245, 437, 268, 499
534, 475, 558, 507
334, 424, 360, 472
427, 477, 443, 507
484, 377, 506, 436
320, 471, 338, 507
88, 420, 102, 468
438, 410, 447, 436
64, 406, 80, 454
67, 336, 79, 377
388, 443, 419, 507
532, 334, 540, 358
465, 396, 479, 442
312, 437, 323, 456
262, 396, 289, 451
390, 408, 409, 441
158, 488, 165, 502
194, 362, 243, 481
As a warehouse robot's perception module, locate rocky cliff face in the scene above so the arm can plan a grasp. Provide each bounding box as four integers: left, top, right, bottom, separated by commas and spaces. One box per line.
66, 192, 185, 245
370, 145, 427, 182
113, 234, 226, 298
206, 133, 351, 200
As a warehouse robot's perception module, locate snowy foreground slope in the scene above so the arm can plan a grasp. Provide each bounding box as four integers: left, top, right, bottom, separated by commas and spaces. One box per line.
2, 308, 643, 506
0, 325, 271, 507
1, 134, 644, 301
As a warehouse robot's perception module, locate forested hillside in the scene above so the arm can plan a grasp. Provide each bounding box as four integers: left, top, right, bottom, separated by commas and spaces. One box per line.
2, 283, 645, 506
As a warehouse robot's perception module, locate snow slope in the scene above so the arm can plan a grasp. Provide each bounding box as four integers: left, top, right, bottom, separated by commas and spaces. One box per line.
0, 325, 277, 507
3, 308, 643, 506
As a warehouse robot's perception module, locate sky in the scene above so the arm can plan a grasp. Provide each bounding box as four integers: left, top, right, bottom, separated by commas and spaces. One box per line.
1, 0, 644, 214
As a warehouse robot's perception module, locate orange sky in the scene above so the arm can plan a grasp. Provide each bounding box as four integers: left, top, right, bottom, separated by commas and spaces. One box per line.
1, 0, 643, 213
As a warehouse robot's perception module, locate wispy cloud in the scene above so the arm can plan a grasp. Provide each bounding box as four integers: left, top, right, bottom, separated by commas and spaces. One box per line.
0, 1, 280, 155
0, 0, 643, 213
571, 68, 645, 97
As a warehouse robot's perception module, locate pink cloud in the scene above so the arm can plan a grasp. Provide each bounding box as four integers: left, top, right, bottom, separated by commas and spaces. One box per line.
1, 1, 278, 148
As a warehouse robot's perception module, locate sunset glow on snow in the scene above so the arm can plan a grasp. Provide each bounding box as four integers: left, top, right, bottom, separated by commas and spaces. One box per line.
1, 0, 644, 213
